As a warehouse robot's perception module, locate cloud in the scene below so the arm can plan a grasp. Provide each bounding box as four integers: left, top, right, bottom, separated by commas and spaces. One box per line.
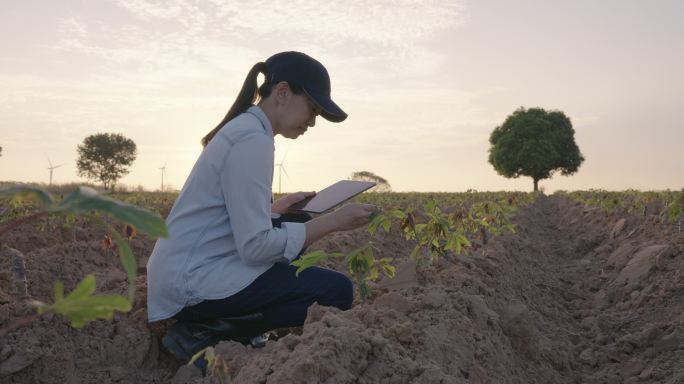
53, 0, 469, 79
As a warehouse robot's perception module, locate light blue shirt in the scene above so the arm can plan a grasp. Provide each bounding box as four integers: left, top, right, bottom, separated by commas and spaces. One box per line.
146, 106, 306, 322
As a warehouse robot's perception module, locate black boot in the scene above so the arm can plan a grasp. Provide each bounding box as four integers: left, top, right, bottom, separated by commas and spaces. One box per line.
162, 313, 273, 363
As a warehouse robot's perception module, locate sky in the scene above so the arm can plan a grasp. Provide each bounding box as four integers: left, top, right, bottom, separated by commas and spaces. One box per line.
1, 0, 682, 193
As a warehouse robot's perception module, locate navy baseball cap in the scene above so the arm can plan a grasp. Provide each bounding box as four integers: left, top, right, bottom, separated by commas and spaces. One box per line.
265, 51, 347, 123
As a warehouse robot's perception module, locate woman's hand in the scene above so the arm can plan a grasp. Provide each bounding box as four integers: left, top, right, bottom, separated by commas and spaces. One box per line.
329, 203, 379, 232
271, 191, 316, 214
302, 203, 379, 247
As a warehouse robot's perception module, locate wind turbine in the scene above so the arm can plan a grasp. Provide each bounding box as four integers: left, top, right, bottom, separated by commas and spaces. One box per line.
275, 147, 290, 194
159, 161, 168, 192
46, 157, 63, 186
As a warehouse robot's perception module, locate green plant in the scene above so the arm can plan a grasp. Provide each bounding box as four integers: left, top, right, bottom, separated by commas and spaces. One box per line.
293, 195, 527, 302
0, 185, 168, 335
291, 243, 395, 303
189, 347, 231, 383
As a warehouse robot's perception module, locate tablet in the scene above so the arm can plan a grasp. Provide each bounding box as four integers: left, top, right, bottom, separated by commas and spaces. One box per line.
288, 180, 376, 214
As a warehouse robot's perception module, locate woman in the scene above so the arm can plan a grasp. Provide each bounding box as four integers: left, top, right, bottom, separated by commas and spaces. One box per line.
146, 51, 377, 362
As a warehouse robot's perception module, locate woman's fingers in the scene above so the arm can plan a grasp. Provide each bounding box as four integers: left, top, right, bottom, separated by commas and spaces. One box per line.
289, 191, 316, 203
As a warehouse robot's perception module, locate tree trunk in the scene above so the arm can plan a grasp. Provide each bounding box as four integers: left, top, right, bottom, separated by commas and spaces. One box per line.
533, 178, 539, 192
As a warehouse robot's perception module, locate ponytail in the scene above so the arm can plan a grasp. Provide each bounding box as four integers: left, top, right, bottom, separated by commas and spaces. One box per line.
201, 62, 269, 147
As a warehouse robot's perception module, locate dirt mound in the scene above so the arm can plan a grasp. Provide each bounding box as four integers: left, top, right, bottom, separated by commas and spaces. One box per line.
1, 196, 682, 383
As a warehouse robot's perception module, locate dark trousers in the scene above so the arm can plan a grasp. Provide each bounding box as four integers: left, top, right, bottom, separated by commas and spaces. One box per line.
173, 213, 353, 328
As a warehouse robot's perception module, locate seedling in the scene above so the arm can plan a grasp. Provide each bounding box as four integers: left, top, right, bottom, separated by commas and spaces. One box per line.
0, 185, 168, 335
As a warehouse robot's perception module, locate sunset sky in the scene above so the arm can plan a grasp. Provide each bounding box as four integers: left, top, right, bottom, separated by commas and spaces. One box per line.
1, 0, 682, 193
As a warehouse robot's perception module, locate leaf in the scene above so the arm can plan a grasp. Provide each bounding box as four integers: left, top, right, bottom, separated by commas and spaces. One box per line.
50, 275, 132, 328
0, 186, 54, 208
190, 347, 216, 367
346, 244, 373, 275
381, 219, 391, 233
107, 227, 137, 302
390, 209, 407, 220
56, 187, 168, 238
291, 250, 342, 276
367, 265, 379, 281
377, 258, 396, 278
368, 213, 392, 235
54, 281, 64, 301
409, 245, 422, 261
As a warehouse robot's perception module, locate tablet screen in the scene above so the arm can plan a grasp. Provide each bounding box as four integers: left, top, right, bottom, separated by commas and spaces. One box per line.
288, 180, 376, 214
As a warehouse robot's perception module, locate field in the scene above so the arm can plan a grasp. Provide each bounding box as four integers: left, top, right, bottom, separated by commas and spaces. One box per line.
0, 189, 682, 383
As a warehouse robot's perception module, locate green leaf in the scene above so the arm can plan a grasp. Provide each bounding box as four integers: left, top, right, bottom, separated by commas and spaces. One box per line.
0, 186, 54, 208
346, 243, 373, 275
54, 281, 64, 301
381, 219, 391, 233
107, 226, 137, 302
377, 258, 396, 278
409, 245, 422, 261
291, 250, 343, 276
390, 209, 407, 220
50, 275, 132, 328
190, 347, 216, 367
66, 274, 97, 300
367, 265, 379, 281
56, 187, 168, 238
368, 213, 392, 235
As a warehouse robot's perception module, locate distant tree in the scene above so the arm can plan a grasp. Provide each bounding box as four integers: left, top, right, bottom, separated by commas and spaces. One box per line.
77, 133, 137, 191
350, 171, 391, 192
488, 107, 584, 192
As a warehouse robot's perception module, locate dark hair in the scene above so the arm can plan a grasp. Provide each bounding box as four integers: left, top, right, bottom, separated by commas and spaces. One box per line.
201, 62, 305, 147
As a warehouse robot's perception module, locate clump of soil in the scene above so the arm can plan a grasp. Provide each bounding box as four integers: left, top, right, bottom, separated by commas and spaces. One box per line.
1, 196, 682, 383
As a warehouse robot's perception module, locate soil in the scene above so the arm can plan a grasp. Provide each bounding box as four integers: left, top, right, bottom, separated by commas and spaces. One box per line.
0, 195, 682, 383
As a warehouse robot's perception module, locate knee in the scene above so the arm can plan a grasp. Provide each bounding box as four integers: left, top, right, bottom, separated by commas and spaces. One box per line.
335, 274, 354, 310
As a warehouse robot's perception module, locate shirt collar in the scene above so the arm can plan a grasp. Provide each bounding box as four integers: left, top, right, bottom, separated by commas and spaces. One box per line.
246, 105, 274, 140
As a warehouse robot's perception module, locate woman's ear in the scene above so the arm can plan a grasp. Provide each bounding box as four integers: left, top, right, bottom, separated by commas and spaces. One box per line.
274, 81, 291, 106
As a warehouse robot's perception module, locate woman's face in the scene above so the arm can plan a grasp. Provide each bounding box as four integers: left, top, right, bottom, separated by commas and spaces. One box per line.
276, 85, 321, 139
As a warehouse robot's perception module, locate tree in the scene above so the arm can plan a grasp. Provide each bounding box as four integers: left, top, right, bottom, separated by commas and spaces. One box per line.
350, 171, 391, 192
77, 133, 137, 190
488, 107, 584, 192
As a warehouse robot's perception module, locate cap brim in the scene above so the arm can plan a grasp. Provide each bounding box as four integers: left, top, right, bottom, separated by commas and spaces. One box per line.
303, 89, 347, 123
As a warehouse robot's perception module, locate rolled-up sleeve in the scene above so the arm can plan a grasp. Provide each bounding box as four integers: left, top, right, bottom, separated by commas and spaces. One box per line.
281, 222, 306, 260
221, 133, 305, 266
